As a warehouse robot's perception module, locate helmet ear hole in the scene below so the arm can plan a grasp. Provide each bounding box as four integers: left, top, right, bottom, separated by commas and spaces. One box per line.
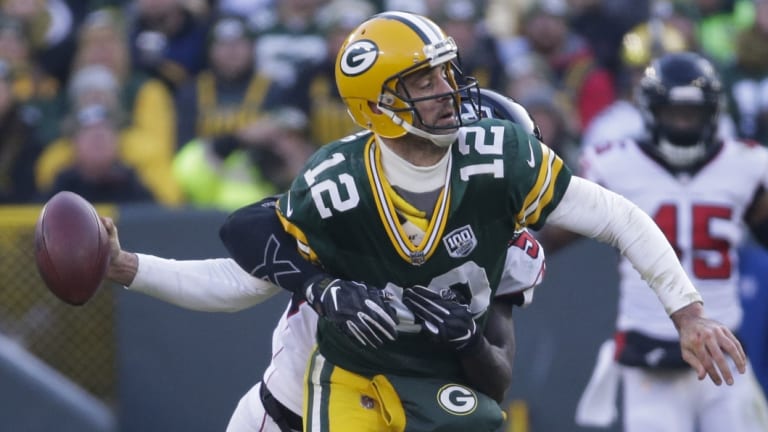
367, 101, 382, 114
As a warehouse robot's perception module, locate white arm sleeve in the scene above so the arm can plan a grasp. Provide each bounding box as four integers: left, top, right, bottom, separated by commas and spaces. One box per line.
127, 254, 282, 312
546, 176, 702, 315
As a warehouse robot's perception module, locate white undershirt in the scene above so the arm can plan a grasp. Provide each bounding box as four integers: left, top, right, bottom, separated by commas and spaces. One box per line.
377, 136, 449, 192
128, 255, 281, 312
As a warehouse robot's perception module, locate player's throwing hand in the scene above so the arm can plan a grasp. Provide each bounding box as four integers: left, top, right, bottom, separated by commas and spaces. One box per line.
671, 302, 747, 385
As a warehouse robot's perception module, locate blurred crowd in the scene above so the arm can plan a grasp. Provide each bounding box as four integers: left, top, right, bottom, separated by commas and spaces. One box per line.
1, 0, 766, 210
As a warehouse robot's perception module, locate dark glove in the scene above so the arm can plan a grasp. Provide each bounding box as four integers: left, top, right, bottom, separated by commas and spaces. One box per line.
304, 275, 398, 348
402, 285, 482, 352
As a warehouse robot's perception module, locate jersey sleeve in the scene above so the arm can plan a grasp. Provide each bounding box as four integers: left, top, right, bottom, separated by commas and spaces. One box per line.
495, 230, 545, 307
128, 255, 281, 312
505, 122, 573, 230
274, 141, 357, 266
219, 195, 323, 294
275, 165, 321, 265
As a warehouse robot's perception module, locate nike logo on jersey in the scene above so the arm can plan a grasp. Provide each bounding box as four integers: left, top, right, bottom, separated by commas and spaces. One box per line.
526, 137, 536, 168
285, 192, 294, 217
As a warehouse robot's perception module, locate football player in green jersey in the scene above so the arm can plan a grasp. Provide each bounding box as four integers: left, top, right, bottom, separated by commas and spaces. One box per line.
101, 88, 544, 432
275, 11, 747, 432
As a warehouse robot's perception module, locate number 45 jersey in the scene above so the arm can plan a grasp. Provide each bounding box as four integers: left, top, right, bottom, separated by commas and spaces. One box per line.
277, 118, 571, 381
581, 138, 768, 340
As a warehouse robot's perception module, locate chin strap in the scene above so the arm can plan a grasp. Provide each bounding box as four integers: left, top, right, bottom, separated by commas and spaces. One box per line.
378, 105, 458, 148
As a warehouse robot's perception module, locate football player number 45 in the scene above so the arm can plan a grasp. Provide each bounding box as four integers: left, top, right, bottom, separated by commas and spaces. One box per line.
653, 203, 733, 280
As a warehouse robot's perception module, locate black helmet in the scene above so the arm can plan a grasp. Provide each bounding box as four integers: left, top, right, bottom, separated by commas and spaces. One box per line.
460, 88, 543, 140
636, 52, 722, 167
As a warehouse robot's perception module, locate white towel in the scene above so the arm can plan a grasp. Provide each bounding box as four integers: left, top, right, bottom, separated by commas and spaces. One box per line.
574, 339, 621, 427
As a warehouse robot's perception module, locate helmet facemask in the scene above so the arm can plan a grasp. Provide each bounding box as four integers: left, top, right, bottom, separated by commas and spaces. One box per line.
647, 90, 719, 167
636, 52, 722, 168
379, 65, 479, 147
375, 38, 480, 148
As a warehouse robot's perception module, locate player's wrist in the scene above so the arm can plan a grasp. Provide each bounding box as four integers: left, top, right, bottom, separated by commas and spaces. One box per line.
302, 274, 334, 315
670, 301, 704, 332
107, 251, 139, 286
457, 332, 486, 356
660, 286, 703, 316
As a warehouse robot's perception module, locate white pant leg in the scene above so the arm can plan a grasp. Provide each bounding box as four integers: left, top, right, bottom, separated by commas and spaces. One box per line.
622, 362, 768, 432
698, 363, 768, 432
621, 367, 695, 432
226, 381, 284, 432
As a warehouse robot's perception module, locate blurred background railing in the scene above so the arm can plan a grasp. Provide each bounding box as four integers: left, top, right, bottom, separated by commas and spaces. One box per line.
0, 202, 618, 431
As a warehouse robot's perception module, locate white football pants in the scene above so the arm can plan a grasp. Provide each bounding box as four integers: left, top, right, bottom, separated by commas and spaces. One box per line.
621, 362, 768, 432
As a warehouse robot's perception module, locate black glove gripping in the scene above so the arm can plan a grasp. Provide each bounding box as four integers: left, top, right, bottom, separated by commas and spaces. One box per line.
304, 275, 399, 348
402, 285, 482, 352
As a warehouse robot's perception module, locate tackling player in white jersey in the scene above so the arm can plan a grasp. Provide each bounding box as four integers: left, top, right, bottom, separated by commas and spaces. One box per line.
547, 52, 768, 431
104, 89, 546, 432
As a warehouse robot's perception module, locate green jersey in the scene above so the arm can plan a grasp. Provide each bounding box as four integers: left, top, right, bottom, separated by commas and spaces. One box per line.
278, 118, 571, 382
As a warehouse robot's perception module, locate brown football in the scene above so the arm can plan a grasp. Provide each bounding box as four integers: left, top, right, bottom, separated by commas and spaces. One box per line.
34, 191, 110, 306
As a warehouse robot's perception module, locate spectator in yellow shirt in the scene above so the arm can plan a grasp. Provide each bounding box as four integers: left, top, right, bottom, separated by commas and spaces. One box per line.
36, 64, 181, 206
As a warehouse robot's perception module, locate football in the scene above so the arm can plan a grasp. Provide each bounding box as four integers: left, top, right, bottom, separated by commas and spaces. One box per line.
34, 191, 110, 306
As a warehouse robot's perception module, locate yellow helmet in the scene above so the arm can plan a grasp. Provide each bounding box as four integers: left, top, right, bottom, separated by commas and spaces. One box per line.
335, 11, 479, 147
621, 21, 687, 68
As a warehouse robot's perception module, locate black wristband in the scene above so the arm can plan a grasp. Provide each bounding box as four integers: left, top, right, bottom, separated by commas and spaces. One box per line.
303, 274, 334, 313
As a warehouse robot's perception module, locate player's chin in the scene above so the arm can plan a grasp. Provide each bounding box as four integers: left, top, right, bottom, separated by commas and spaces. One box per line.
425, 116, 459, 133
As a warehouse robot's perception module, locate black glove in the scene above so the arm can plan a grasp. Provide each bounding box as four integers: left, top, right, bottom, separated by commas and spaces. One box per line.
304, 275, 398, 348
402, 285, 482, 352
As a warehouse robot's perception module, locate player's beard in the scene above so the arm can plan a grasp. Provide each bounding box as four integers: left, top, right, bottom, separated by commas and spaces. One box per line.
415, 108, 459, 136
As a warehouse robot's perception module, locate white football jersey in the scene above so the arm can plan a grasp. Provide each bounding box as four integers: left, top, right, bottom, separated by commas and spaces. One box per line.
581, 139, 768, 339
261, 301, 316, 416
261, 234, 546, 415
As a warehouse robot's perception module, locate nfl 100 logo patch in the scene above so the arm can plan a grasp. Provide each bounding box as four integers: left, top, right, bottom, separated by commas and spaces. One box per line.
442, 225, 477, 258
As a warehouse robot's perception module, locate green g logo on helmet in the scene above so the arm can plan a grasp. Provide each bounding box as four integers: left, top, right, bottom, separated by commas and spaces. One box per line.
333, 11, 479, 145
340, 40, 378, 76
